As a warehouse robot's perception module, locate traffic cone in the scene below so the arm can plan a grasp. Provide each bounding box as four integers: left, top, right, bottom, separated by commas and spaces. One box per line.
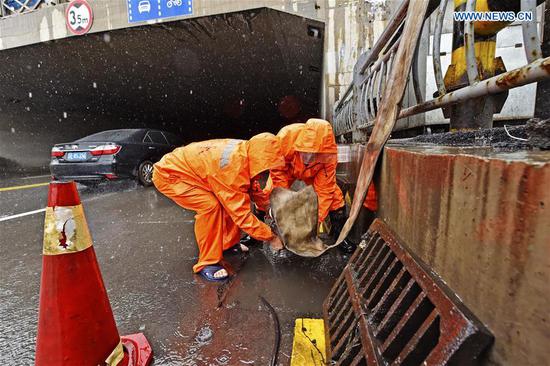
35, 181, 153, 365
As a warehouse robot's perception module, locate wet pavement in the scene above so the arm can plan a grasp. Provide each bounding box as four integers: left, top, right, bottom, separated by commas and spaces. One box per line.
0, 177, 347, 365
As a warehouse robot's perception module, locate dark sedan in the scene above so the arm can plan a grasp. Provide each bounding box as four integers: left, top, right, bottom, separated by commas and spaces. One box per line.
50, 129, 182, 186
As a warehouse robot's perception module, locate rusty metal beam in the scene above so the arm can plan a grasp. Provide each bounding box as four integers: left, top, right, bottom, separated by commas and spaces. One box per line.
465, 0, 481, 84
433, 0, 450, 96
521, 0, 542, 62
396, 56, 550, 120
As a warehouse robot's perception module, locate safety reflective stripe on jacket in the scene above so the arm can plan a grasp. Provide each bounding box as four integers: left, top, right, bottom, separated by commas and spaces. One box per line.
154, 139, 274, 241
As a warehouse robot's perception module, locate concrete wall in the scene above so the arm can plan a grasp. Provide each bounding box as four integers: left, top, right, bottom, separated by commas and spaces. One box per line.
378, 144, 550, 365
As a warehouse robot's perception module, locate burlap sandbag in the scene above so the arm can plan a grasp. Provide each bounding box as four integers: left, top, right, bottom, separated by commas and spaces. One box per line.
270, 186, 337, 257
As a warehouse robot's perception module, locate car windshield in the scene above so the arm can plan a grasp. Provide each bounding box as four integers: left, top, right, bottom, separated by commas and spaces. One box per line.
77, 130, 143, 142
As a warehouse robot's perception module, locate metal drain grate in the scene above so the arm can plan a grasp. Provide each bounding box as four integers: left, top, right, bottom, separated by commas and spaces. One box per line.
323, 219, 494, 365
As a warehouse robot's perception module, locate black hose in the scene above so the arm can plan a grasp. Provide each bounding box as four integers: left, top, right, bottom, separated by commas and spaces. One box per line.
259, 296, 280, 366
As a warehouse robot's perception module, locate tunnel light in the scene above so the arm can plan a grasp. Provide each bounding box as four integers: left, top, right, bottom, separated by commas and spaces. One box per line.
90, 144, 121, 156
51, 146, 65, 158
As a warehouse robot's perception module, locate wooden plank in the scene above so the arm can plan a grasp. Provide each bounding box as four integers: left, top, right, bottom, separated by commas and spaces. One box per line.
336, 0, 431, 244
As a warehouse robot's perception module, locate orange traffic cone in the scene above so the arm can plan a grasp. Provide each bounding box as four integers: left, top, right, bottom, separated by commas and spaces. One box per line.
35, 181, 153, 365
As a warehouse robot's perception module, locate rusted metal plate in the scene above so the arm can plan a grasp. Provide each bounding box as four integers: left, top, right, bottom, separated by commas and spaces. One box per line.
336, 0, 430, 244
323, 219, 494, 365
378, 144, 550, 365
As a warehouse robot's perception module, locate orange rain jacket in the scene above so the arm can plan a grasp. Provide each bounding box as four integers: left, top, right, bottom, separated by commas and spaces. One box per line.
363, 183, 378, 212
267, 119, 345, 223
152, 133, 284, 272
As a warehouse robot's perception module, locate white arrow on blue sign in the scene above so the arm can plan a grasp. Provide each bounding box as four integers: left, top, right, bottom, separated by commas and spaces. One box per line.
127, 0, 192, 23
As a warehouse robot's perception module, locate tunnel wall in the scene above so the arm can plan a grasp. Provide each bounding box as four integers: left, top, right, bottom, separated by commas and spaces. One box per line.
0, 8, 324, 175
0, 0, 323, 50
377, 145, 550, 365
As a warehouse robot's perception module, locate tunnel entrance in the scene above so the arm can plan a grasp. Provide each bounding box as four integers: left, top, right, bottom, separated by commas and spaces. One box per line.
0, 7, 324, 175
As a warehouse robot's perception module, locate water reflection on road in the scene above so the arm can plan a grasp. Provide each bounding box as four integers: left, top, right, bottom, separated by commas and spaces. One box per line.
0, 179, 347, 365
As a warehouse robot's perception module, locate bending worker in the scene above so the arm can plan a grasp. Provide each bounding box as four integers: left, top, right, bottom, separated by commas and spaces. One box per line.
152, 133, 285, 282
252, 118, 355, 253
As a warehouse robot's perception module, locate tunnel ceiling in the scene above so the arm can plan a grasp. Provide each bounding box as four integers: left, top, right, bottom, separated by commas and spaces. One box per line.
0, 7, 324, 172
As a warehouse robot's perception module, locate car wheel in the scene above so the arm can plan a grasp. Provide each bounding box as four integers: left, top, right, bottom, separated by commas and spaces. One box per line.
138, 160, 154, 186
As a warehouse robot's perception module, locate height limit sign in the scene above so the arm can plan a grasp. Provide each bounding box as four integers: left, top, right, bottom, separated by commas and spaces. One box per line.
66, 0, 94, 35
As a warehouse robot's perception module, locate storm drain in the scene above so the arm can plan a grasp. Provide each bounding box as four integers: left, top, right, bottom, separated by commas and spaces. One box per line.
323, 219, 493, 365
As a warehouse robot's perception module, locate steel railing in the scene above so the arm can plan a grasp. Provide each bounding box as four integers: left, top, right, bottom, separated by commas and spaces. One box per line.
0, 0, 66, 18
333, 0, 549, 137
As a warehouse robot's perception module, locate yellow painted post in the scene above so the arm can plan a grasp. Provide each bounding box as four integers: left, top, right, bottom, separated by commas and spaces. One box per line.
290, 318, 327, 366
444, 0, 511, 130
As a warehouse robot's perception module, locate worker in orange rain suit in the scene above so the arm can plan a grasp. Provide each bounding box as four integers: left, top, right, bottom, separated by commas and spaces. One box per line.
249, 118, 356, 254
152, 133, 285, 282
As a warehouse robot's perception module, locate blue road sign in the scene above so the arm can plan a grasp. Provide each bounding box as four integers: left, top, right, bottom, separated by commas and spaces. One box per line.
127, 0, 192, 23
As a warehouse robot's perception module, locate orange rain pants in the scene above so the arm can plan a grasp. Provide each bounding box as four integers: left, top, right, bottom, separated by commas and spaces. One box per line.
152, 134, 284, 273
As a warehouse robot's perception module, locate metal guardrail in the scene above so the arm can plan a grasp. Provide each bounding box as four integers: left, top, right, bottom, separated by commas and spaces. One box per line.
0, 0, 66, 18
333, 0, 549, 137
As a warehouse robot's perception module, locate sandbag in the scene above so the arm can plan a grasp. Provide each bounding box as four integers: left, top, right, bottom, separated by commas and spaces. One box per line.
270, 186, 336, 257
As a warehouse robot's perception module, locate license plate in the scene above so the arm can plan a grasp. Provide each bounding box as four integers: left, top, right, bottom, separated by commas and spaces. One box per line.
66, 152, 87, 161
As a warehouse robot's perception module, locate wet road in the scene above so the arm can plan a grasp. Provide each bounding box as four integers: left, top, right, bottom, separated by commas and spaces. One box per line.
0, 177, 347, 365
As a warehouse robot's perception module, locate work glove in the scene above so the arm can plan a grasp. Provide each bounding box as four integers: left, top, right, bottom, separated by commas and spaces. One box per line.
329, 208, 357, 255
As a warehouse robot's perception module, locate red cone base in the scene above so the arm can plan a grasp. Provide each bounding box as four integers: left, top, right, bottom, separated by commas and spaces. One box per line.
120, 333, 153, 366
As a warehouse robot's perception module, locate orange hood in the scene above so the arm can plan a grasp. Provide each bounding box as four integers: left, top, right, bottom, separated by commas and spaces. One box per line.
247, 133, 285, 177
277, 123, 304, 158
294, 119, 337, 154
